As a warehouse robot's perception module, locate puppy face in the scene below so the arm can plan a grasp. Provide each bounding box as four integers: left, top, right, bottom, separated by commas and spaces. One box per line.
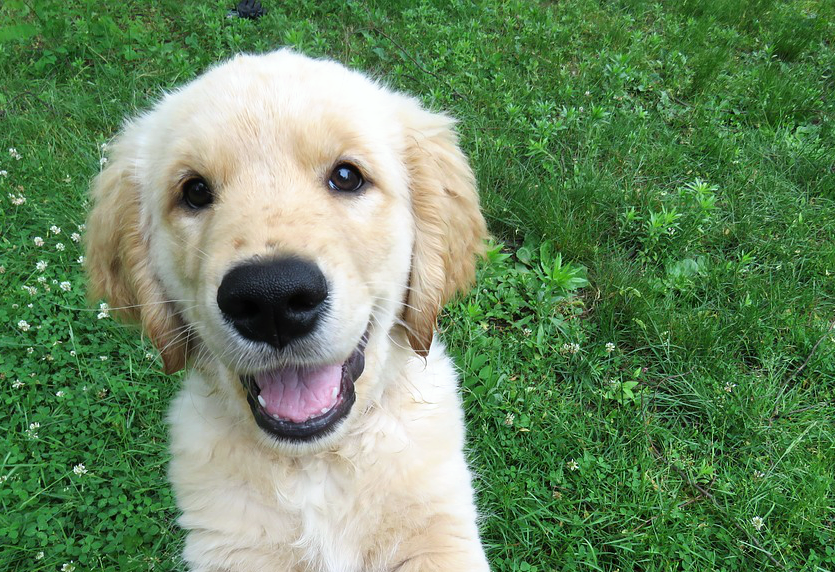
86, 50, 486, 450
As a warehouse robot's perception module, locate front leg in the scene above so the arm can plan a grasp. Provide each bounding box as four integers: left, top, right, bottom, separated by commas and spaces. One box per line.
390, 515, 490, 571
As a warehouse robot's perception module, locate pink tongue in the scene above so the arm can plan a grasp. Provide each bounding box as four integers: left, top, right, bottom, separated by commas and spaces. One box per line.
255, 364, 343, 423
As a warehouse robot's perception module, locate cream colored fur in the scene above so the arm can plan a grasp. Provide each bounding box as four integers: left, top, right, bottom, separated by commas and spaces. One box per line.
86, 50, 489, 571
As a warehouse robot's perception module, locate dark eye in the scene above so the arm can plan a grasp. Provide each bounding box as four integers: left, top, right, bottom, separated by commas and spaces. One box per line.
328, 163, 365, 193
182, 177, 213, 209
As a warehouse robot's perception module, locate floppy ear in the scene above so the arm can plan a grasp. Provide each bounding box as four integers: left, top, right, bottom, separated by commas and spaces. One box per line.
400, 105, 488, 355
85, 138, 189, 374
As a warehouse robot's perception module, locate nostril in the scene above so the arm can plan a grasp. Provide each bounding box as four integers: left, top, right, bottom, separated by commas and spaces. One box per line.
229, 299, 260, 320
287, 291, 324, 312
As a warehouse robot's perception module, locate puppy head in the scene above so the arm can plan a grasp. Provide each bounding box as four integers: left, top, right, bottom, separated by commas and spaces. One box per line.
85, 50, 486, 447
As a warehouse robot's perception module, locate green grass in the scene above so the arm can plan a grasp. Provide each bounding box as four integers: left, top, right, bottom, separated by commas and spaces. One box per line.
1, 1, 834, 570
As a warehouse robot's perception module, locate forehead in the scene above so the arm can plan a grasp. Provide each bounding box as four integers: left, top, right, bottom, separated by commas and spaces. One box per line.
149, 52, 404, 180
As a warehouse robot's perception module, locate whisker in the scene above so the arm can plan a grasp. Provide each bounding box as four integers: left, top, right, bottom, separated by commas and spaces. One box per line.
153, 319, 200, 359
368, 313, 413, 354
362, 280, 420, 293
368, 315, 435, 404
371, 296, 424, 314
61, 299, 199, 313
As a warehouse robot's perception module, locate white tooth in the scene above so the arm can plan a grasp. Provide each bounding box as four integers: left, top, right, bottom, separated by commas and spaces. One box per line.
257, 395, 266, 408
321, 407, 330, 414
331, 387, 339, 399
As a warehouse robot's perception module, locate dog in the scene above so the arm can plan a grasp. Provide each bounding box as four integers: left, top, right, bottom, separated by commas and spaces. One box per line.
85, 50, 490, 571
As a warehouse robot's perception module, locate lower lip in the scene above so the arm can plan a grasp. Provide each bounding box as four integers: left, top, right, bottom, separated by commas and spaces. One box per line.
243, 379, 357, 441
240, 341, 366, 441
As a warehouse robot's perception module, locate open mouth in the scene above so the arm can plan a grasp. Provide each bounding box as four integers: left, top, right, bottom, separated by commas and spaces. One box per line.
241, 332, 368, 441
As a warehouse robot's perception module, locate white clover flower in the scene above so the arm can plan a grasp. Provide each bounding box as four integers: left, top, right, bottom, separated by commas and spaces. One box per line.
63, 174, 71, 183
9, 148, 22, 160
8, 193, 26, 205
70, 232, 81, 242
36, 260, 47, 272
56, 390, 65, 397
72, 463, 87, 476
0, 474, 8, 483
97, 312, 108, 319
17, 320, 31, 332
751, 516, 764, 531
76, 255, 85, 264
0, 265, 4, 274
61, 562, 76, 572
77, 223, 86, 232
12, 379, 24, 389
35, 551, 44, 560
753, 470, 766, 479
605, 342, 616, 353
567, 459, 580, 471
99, 356, 108, 361
37, 276, 46, 283
59, 281, 71, 292
522, 327, 532, 336
55, 242, 65, 251
100, 157, 108, 166
25, 422, 40, 439
22, 285, 37, 296
561, 342, 581, 355
145, 352, 155, 360
26, 347, 34, 354
50, 225, 61, 235
97, 302, 110, 319
100, 142, 109, 152
0, 170, 7, 177
504, 412, 515, 426
724, 383, 737, 393
70, 350, 77, 357
33, 236, 44, 246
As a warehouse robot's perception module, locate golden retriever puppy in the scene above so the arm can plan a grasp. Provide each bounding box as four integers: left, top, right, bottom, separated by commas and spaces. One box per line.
85, 50, 490, 571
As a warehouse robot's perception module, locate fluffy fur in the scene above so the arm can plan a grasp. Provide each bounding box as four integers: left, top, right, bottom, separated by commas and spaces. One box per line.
86, 50, 490, 571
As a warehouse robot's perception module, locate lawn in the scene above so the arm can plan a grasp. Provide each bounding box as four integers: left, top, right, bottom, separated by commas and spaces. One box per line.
1, 1, 834, 571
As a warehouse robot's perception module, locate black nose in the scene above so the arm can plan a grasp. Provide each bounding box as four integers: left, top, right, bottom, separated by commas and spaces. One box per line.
216, 257, 328, 348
